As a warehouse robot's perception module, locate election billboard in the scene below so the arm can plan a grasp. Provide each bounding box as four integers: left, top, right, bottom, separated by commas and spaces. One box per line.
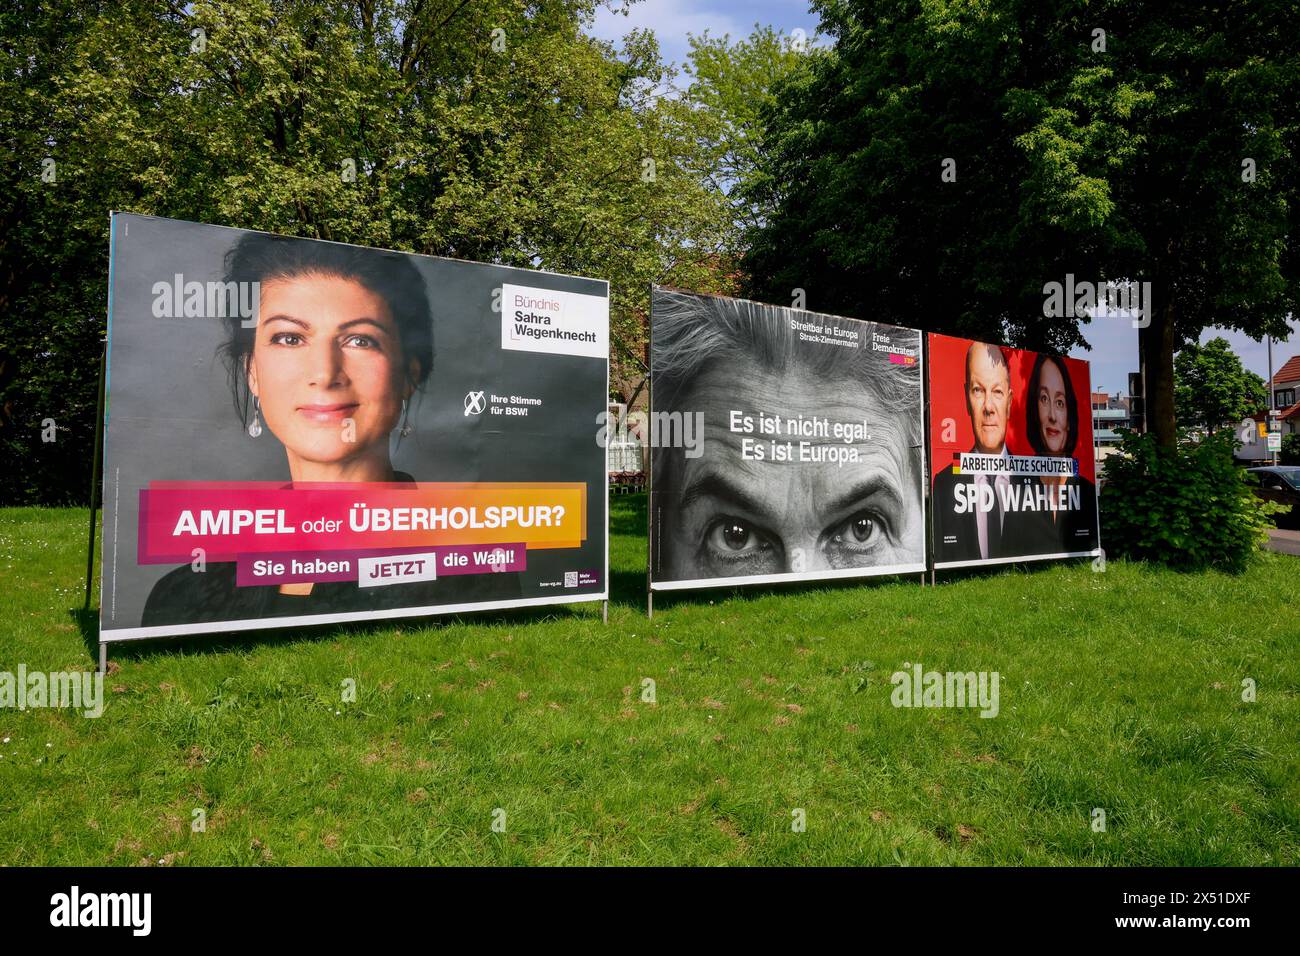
928, 333, 1100, 569
648, 287, 927, 591
100, 214, 608, 641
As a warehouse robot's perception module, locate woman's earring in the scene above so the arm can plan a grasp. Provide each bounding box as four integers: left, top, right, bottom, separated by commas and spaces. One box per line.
399, 398, 412, 437
247, 397, 263, 438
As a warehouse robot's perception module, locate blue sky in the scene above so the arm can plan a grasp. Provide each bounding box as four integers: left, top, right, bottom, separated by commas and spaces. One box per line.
590, 0, 821, 67
588, 0, 1297, 393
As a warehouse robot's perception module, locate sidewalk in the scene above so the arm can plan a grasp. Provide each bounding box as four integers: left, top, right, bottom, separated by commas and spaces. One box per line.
1264, 529, 1300, 556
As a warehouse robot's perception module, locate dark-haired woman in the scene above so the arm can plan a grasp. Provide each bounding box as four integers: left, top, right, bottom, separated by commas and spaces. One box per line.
1023, 354, 1098, 556
143, 234, 519, 627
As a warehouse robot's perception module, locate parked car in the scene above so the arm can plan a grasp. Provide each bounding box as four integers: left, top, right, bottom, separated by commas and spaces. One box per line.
1247, 466, 1300, 530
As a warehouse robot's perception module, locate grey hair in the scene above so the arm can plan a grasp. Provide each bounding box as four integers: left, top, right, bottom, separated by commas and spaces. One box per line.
650, 287, 925, 574
650, 288, 922, 478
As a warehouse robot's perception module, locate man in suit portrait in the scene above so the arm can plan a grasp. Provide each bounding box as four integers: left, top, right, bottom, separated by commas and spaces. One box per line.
932, 342, 1034, 563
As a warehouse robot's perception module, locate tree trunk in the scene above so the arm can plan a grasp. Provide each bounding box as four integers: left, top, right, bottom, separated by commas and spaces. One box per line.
1141, 296, 1178, 449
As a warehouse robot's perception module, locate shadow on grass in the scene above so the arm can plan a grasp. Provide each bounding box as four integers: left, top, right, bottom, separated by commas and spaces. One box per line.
643, 556, 1098, 613
609, 568, 649, 609
609, 490, 647, 537
643, 568, 928, 614
71, 595, 602, 667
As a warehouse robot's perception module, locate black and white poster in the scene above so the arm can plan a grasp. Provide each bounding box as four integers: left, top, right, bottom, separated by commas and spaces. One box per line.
648, 288, 927, 591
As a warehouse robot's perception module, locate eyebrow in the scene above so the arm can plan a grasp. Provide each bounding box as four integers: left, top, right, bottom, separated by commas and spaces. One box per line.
822, 477, 902, 519
264, 315, 310, 329
261, 316, 391, 332
679, 471, 904, 527
678, 472, 773, 522
337, 318, 391, 332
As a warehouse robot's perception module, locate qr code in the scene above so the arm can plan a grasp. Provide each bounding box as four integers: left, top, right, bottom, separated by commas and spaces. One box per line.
564, 572, 578, 588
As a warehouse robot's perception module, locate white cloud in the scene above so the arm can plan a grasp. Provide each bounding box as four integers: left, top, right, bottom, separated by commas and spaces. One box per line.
589, 0, 750, 69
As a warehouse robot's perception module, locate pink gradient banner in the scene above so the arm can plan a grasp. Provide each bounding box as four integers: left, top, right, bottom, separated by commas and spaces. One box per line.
137, 480, 586, 563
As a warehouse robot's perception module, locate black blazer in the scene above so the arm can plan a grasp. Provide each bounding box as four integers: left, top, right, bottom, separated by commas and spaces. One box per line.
1021, 475, 1099, 556
932, 458, 1039, 563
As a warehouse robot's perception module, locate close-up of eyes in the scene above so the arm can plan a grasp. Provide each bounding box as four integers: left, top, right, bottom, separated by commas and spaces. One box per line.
267, 331, 384, 350
694, 505, 898, 574
695, 514, 786, 575
705, 516, 775, 557
830, 512, 880, 548
826, 509, 894, 562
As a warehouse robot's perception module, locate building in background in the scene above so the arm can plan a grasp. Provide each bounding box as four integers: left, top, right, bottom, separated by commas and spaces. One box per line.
1270, 354, 1300, 417
1091, 389, 1130, 462
1239, 353, 1300, 462
1126, 371, 1145, 433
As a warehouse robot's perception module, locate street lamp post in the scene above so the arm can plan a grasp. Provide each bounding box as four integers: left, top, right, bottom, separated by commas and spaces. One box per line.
1268, 335, 1278, 466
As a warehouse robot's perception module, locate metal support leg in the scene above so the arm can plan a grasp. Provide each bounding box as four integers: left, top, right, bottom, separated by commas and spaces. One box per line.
98, 642, 107, 675
602, 600, 608, 624
84, 342, 107, 611
647, 590, 653, 620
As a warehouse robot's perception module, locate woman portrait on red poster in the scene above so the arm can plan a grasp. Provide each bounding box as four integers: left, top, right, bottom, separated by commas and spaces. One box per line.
1022, 353, 1098, 555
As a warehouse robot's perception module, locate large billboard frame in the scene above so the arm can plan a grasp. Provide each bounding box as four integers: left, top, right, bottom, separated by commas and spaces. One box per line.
96, 213, 610, 645
926, 332, 1102, 571
646, 286, 929, 595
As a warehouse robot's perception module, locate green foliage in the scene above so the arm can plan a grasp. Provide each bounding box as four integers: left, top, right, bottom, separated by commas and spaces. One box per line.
1, 0, 739, 504
1101, 430, 1279, 572
682, 25, 807, 243
607, 24, 805, 404
744, 0, 1300, 436
1174, 337, 1268, 434
1282, 433, 1300, 466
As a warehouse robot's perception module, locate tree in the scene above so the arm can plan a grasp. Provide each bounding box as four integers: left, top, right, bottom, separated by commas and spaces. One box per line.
1174, 337, 1267, 434
744, 0, 1300, 448
603, 25, 807, 410
1100, 429, 1275, 572
1282, 432, 1300, 466
0, 0, 737, 504
681, 25, 809, 246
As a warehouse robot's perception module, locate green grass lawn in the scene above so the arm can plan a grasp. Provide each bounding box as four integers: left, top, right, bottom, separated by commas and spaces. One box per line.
0, 495, 1296, 866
